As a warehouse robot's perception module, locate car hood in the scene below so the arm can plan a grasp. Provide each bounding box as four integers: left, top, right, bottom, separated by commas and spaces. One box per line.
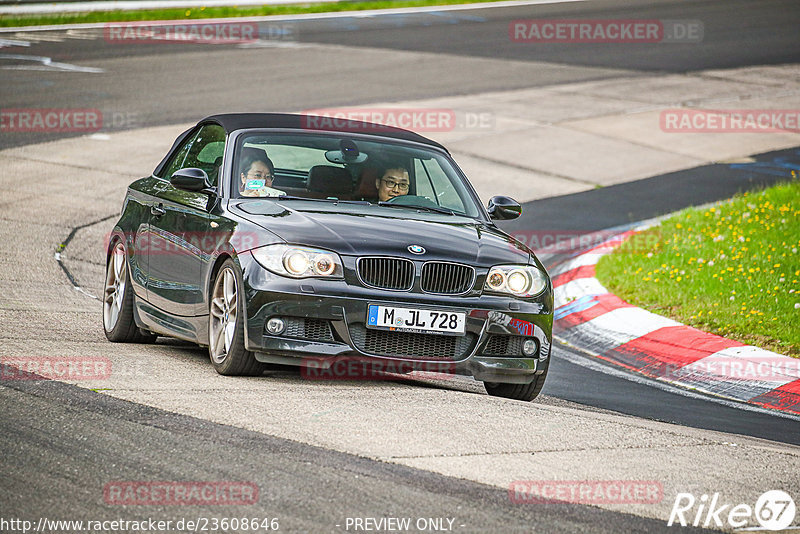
232, 200, 532, 266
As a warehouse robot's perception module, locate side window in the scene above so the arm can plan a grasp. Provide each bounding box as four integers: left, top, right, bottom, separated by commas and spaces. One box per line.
415, 158, 467, 214
161, 130, 198, 180
183, 125, 226, 186
414, 159, 435, 200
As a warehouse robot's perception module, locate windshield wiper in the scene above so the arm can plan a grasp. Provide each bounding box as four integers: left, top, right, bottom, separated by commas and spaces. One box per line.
276, 195, 329, 202
263, 195, 454, 213
277, 196, 371, 205
333, 200, 371, 205
378, 201, 456, 215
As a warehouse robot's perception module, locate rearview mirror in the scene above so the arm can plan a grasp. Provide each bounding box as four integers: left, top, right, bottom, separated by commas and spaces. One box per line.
487, 196, 521, 220
170, 168, 215, 194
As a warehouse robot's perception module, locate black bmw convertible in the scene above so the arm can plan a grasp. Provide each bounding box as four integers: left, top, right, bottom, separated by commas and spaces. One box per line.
103, 113, 553, 401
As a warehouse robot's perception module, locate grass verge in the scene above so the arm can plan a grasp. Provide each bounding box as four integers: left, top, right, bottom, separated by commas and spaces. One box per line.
0, 0, 500, 27
595, 179, 800, 357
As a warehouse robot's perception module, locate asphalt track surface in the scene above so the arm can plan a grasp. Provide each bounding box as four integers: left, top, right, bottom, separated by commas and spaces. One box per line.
1, 0, 799, 531
3, 378, 691, 533
3, 0, 800, 149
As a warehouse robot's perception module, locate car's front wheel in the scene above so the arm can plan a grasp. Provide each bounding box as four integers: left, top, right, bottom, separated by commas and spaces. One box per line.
103, 240, 157, 343
484, 362, 549, 401
208, 259, 264, 376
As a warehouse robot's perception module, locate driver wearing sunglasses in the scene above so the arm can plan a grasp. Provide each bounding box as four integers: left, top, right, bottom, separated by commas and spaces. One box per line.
376, 167, 410, 202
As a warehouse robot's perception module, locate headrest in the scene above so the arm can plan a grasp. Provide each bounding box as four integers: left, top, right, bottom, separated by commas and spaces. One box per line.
307, 165, 352, 194
357, 166, 380, 199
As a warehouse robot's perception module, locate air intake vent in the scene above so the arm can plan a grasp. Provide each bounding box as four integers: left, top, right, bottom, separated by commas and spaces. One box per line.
357, 257, 414, 291
282, 318, 335, 342
482, 334, 524, 356
421, 262, 475, 294
349, 324, 476, 360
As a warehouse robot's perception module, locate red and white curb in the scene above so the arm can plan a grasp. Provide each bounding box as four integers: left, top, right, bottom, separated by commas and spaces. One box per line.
550, 230, 800, 416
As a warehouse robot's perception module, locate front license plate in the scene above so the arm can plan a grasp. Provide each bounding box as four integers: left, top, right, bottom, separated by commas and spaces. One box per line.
367, 305, 466, 336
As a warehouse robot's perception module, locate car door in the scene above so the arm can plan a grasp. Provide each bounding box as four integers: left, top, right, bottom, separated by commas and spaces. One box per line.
146, 124, 226, 319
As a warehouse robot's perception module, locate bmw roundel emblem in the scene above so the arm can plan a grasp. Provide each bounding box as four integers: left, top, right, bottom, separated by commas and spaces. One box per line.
408, 245, 426, 255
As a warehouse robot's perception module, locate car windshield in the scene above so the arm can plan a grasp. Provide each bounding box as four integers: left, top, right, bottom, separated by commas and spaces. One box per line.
232, 132, 482, 218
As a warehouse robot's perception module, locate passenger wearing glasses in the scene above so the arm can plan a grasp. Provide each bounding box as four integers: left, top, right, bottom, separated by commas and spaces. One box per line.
376, 167, 410, 202
238, 151, 284, 198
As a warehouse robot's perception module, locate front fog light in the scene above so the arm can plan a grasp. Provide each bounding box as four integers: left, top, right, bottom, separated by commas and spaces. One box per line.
522, 338, 538, 356
266, 317, 286, 335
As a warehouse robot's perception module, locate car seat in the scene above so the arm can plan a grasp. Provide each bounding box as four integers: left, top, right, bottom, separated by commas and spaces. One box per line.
306, 165, 354, 199
355, 165, 380, 201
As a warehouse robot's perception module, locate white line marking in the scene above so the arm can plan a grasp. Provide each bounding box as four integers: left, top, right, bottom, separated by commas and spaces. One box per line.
236, 40, 311, 49
0, 38, 31, 48
549, 251, 604, 276
553, 277, 606, 308
0, 54, 104, 73
11, 31, 64, 42
65, 29, 102, 39
75, 286, 100, 300
559, 307, 681, 354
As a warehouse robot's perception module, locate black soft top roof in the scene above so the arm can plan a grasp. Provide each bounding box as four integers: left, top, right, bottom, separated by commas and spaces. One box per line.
201, 113, 447, 151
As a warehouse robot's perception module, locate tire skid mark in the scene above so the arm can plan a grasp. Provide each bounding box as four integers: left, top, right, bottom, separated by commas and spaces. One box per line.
55, 212, 118, 300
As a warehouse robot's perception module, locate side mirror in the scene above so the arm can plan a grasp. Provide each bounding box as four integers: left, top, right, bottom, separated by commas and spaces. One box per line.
170, 168, 215, 194
487, 195, 521, 220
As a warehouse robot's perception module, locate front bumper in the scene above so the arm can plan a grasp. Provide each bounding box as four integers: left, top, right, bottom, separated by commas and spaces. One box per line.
240, 254, 553, 384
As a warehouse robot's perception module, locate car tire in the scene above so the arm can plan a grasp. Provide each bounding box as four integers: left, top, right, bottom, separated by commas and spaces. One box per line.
208, 259, 265, 376
103, 240, 157, 344
483, 361, 549, 401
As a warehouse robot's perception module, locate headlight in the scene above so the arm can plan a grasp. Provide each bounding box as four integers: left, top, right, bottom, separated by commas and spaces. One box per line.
284, 250, 309, 275
484, 265, 547, 297
252, 244, 344, 279
486, 270, 506, 290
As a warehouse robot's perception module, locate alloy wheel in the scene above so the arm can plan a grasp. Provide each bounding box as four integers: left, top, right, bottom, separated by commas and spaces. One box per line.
209, 267, 238, 364
103, 242, 127, 332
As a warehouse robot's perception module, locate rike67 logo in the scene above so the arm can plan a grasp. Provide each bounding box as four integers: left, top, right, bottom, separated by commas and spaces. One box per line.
668, 490, 796, 531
